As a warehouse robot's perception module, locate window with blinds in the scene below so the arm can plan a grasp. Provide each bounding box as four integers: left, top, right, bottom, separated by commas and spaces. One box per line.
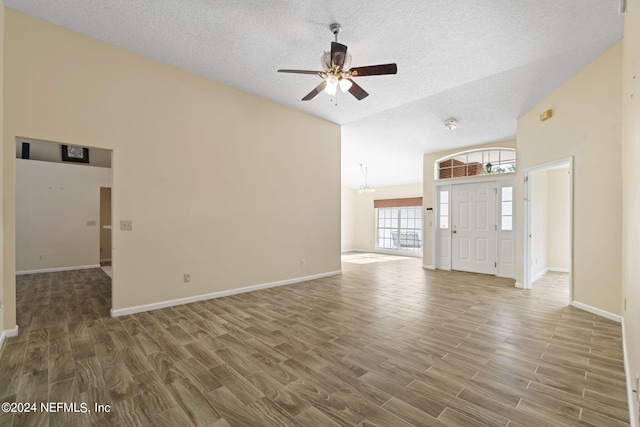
375, 197, 423, 252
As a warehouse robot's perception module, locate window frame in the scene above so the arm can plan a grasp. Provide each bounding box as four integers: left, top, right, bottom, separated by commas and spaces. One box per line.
435, 147, 516, 181
500, 186, 514, 231
439, 189, 450, 230
375, 205, 423, 252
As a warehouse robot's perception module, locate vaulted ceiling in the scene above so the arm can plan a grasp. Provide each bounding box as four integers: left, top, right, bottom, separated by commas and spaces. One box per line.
5, 0, 624, 188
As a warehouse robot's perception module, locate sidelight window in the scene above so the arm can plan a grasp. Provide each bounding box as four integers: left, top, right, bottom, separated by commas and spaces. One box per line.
439, 190, 449, 229
501, 186, 513, 231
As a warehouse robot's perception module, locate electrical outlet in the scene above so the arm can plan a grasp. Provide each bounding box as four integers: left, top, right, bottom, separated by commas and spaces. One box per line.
120, 220, 133, 231
300, 259, 305, 266
86, 220, 97, 226
183, 273, 191, 283
38, 254, 45, 261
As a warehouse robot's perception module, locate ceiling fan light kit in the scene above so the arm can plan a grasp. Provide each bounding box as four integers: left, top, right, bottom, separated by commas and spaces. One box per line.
339, 78, 353, 92
324, 74, 339, 95
278, 23, 397, 101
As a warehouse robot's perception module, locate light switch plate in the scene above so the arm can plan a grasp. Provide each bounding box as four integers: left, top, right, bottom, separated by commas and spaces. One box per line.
120, 220, 133, 231
87, 220, 97, 226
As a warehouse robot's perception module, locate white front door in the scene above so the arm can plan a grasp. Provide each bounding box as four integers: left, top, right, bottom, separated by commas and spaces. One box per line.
451, 181, 497, 275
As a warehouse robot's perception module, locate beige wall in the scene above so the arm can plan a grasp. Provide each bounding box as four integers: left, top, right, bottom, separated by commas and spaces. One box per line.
15, 159, 111, 272
0, 0, 4, 335
622, 0, 640, 422
530, 169, 549, 279
547, 168, 571, 271
422, 139, 517, 267
517, 41, 622, 315
341, 185, 356, 251
352, 183, 423, 253
3, 11, 341, 322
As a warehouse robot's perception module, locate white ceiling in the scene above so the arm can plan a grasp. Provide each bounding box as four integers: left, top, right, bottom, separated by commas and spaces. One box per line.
5, 0, 623, 188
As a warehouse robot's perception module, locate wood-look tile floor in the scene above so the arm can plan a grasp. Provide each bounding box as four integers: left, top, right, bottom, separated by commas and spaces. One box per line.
0, 258, 630, 426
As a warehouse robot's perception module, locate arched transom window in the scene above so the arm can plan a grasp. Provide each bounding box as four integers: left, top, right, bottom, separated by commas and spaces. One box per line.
435, 148, 516, 180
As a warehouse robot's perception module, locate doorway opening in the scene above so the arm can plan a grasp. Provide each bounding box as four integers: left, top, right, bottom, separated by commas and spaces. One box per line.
434, 174, 515, 278
14, 137, 114, 314
522, 157, 573, 301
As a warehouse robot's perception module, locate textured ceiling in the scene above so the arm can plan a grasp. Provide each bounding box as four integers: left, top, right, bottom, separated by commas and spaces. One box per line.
5, 0, 623, 188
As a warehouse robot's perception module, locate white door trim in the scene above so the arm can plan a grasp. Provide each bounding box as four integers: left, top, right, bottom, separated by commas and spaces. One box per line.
521, 157, 573, 301
433, 173, 516, 277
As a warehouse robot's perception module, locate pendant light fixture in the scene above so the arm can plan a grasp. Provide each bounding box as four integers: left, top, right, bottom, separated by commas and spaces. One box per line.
444, 118, 458, 130
358, 164, 375, 194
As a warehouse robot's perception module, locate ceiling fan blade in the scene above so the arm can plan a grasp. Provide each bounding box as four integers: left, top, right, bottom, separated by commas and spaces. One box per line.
331, 42, 348, 68
350, 63, 398, 77
346, 79, 369, 100
278, 69, 323, 75
302, 81, 328, 101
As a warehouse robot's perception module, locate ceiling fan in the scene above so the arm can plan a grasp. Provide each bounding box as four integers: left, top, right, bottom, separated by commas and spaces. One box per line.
278, 23, 397, 101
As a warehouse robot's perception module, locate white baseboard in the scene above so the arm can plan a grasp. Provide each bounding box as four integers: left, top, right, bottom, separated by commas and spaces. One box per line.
350, 248, 423, 258
548, 267, 570, 273
422, 265, 435, 270
0, 326, 19, 350
570, 301, 622, 323
111, 270, 342, 317
531, 268, 548, 283
622, 319, 639, 427
515, 282, 527, 289
348, 249, 371, 253
100, 258, 112, 263
16, 264, 101, 275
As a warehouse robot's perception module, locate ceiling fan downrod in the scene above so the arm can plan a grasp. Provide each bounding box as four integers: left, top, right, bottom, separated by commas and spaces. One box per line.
330, 23, 342, 42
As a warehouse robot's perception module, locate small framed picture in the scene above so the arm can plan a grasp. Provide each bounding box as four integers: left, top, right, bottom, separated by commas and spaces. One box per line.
61, 145, 89, 163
